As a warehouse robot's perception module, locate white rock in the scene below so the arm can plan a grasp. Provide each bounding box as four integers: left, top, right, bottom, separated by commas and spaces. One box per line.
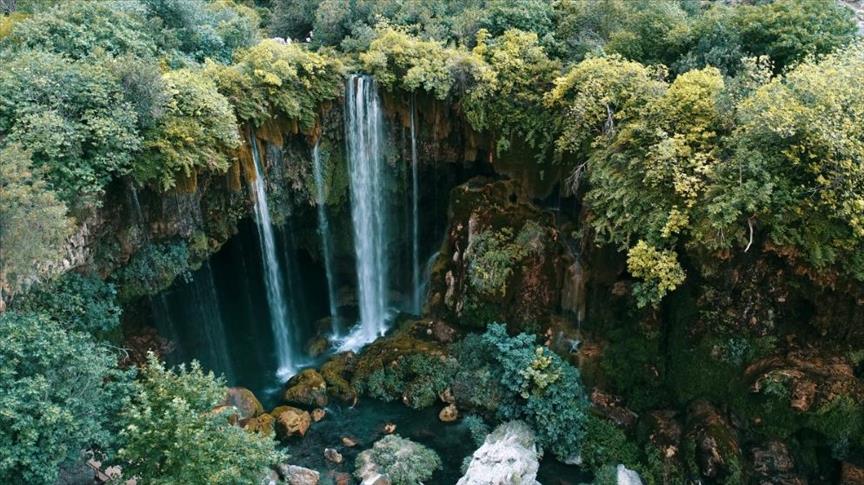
457, 421, 540, 485
616, 464, 643, 485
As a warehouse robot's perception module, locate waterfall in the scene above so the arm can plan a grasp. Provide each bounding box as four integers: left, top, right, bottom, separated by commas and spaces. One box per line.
190, 261, 234, 381
409, 96, 421, 315
248, 129, 296, 378
312, 141, 341, 335
341, 75, 390, 349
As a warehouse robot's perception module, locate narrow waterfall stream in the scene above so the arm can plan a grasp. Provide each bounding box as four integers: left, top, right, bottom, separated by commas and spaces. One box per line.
409, 96, 421, 314
312, 141, 341, 335
341, 75, 391, 349
189, 261, 234, 381
248, 130, 296, 378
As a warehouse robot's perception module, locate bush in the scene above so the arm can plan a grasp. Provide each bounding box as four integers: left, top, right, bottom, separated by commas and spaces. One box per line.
355, 434, 442, 485
112, 241, 191, 302
117, 353, 283, 484
0, 311, 131, 484
13, 272, 121, 335
356, 353, 457, 409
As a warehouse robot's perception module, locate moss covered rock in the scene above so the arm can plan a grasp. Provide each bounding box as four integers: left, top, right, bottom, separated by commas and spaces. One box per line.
283, 369, 328, 408
271, 406, 312, 438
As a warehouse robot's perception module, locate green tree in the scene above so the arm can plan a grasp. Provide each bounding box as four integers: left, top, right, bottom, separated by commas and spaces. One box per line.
0, 311, 131, 484
1, 1, 156, 60
464, 29, 561, 158
0, 145, 72, 303
13, 272, 122, 335
137, 68, 240, 190
212, 38, 343, 127
117, 354, 283, 484
0, 50, 141, 206
715, 43, 864, 281
737, 0, 857, 72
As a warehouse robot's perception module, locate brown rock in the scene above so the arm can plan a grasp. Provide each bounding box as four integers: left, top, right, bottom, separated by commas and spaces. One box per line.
311, 408, 326, 422
439, 403, 459, 422
590, 388, 638, 428
644, 410, 684, 483
242, 413, 275, 436
432, 320, 456, 343
284, 369, 328, 408
383, 423, 397, 434
842, 462, 864, 485
439, 387, 456, 404
686, 400, 741, 481
277, 464, 320, 485
223, 387, 264, 420
341, 436, 358, 447
747, 351, 864, 414
750, 440, 806, 484
272, 406, 312, 438
333, 472, 353, 485
323, 448, 343, 464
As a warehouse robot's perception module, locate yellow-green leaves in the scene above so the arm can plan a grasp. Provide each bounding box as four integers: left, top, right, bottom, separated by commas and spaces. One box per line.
214, 39, 344, 128
627, 241, 686, 308
139, 69, 239, 190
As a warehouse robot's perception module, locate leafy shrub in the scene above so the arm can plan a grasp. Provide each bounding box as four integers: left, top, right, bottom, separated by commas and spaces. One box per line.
213, 38, 343, 128
0, 50, 141, 206
112, 241, 191, 302
0, 145, 72, 299
580, 414, 640, 471
137, 68, 239, 190
0, 311, 131, 484
14, 272, 121, 335
482, 323, 588, 460
626, 241, 686, 308
117, 353, 283, 484
356, 353, 457, 409
355, 434, 442, 485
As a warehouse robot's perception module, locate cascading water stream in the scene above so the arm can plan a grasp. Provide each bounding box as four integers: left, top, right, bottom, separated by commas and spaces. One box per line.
190, 261, 234, 380
409, 96, 421, 315
312, 141, 341, 335
341, 75, 390, 349
248, 129, 296, 378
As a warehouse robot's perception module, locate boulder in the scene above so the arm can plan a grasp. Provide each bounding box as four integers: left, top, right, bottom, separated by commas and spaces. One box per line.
321, 352, 358, 403
842, 462, 864, 485
277, 464, 320, 485
284, 369, 328, 408
643, 410, 684, 482
324, 448, 343, 464
223, 387, 264, 420
427, 179, 566, 330
591, 389, 638, 428
685, 400, 741, 482
750, 441, 805, 485
272, 406, 312, 438
383, 423, 397, 434
342, 436, 358, 447
439, 403, 459, 422
616, 465, 643, 485
242, 413, 275, 436
747, 351, 864, 413
457, 421, 540, 485
311, 408, 326, 422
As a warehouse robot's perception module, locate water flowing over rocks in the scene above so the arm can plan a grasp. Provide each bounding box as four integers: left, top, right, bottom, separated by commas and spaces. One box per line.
457, 421, 541, 485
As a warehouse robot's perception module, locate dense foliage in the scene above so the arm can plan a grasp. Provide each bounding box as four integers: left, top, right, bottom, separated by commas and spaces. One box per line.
13, 272, 121, 335
116, 354, 283, 484
355, 435, 442, 485
0, 311, 131, 484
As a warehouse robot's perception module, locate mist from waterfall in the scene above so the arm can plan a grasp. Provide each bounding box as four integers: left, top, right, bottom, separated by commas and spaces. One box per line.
340, 75, 391, 350
248, 130, 296, 378
312, 141, 341, 335
409, 96, 421, 315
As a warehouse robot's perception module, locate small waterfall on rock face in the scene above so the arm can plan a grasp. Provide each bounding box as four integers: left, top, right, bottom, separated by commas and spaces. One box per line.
312, 141, 341, 335
341, 75, 390, 349
248, 130, 296, 378
409, 96, 421, 315
189, 261, 234, 380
